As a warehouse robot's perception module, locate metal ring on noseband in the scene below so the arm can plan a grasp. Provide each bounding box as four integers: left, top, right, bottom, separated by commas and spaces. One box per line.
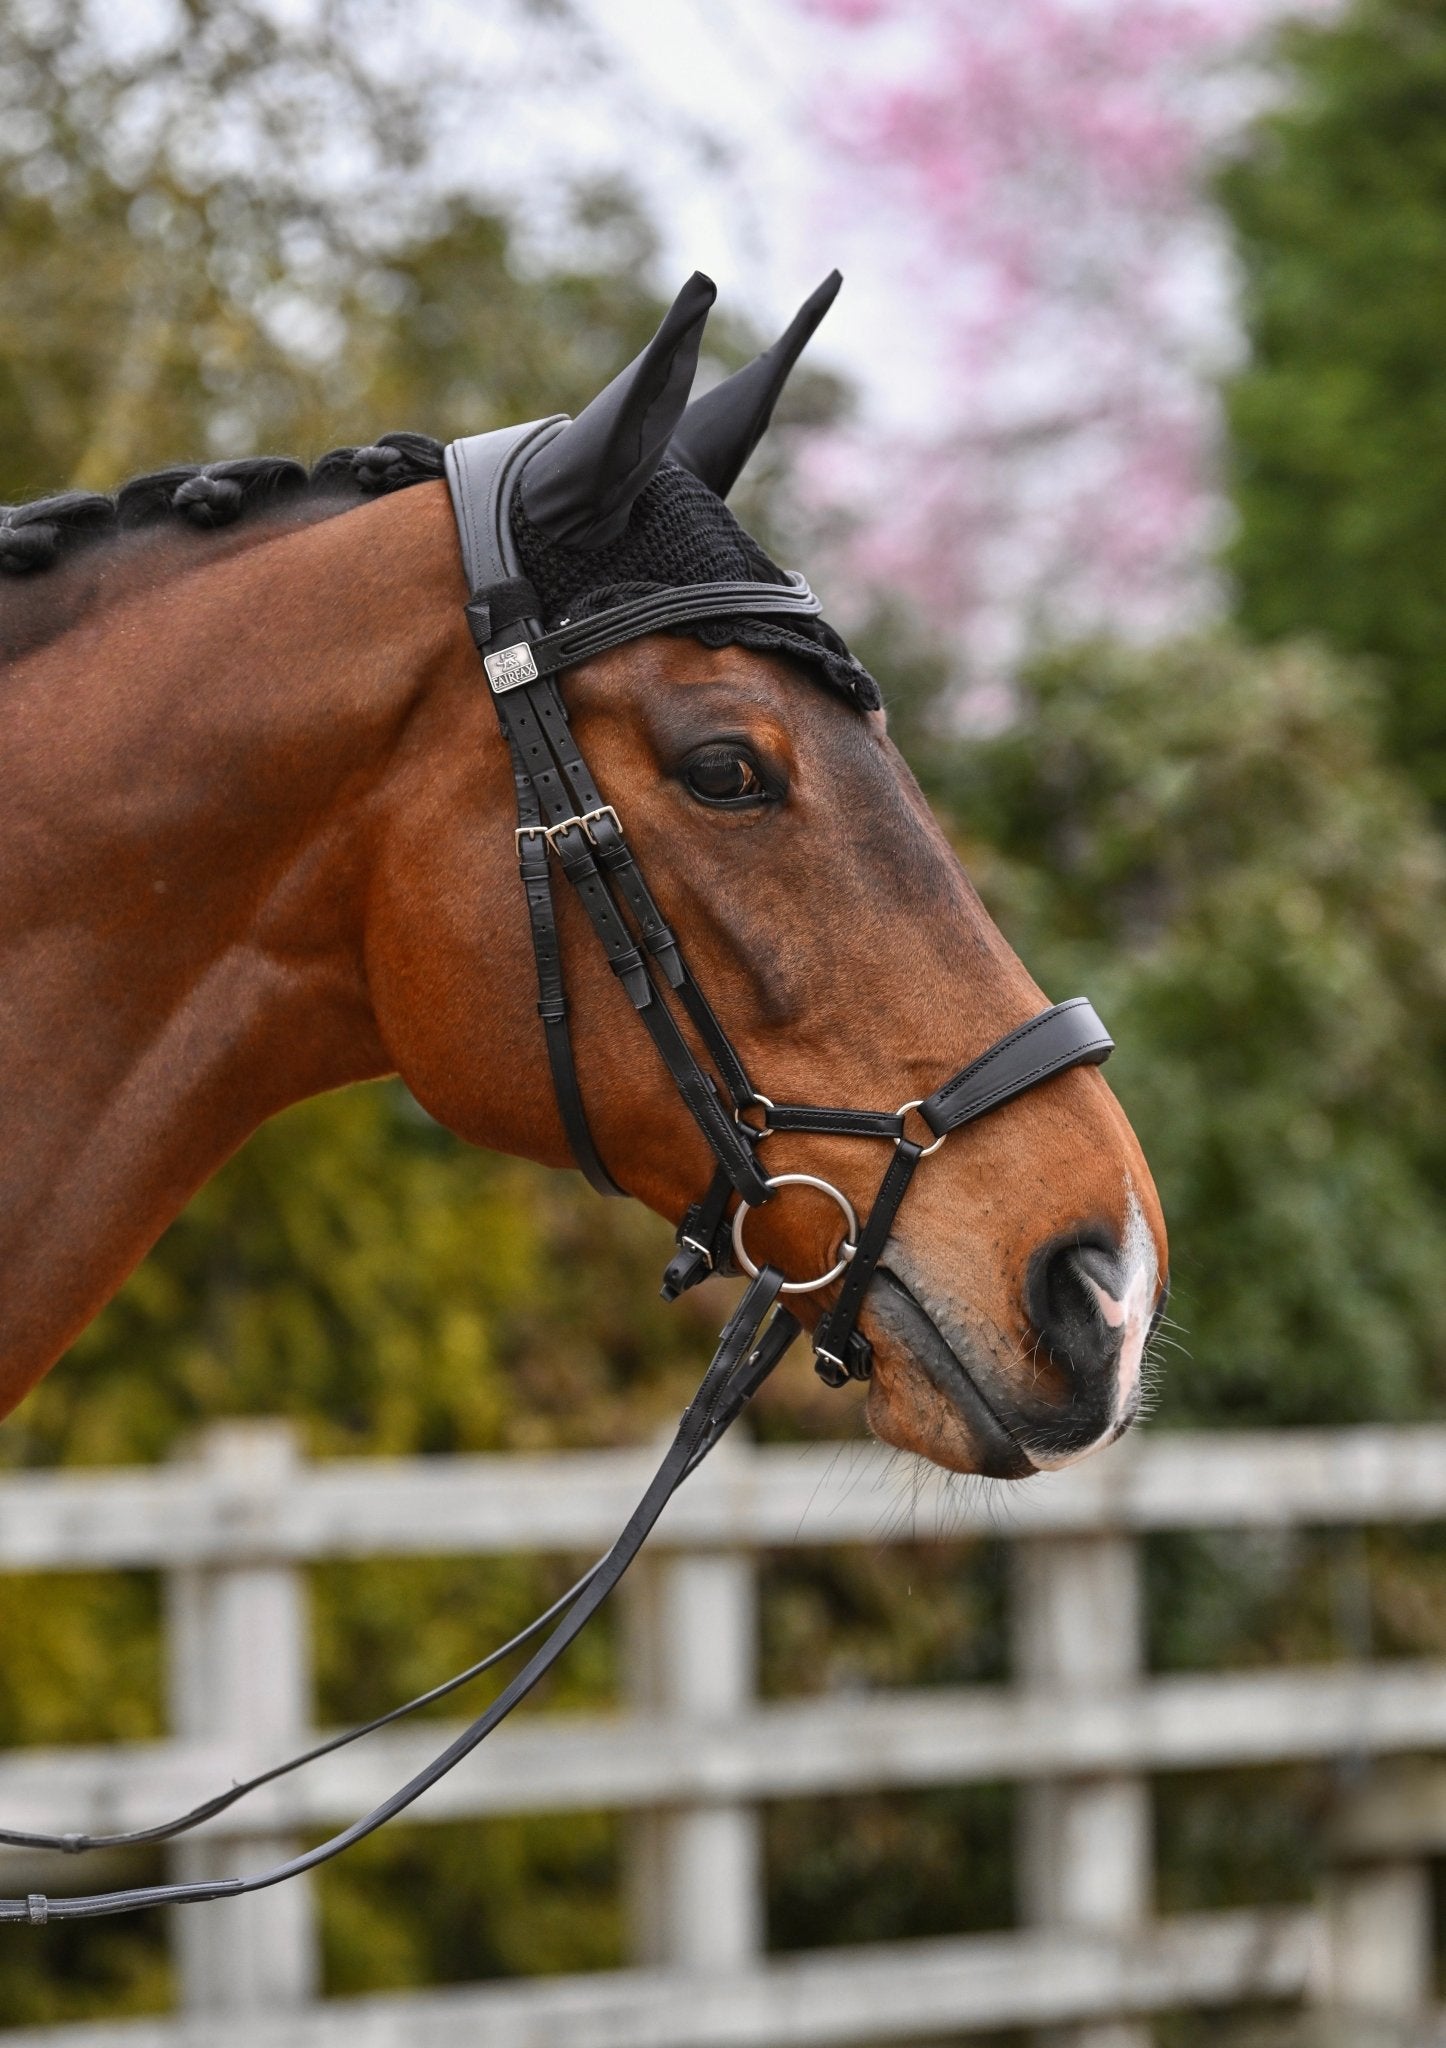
734, 1091, 775, 1136
895, 1100, 948, 1158
731, 1172, 858, 1294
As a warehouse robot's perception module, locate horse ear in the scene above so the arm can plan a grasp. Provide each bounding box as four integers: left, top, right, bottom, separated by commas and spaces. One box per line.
669, 271, 842, 499
518, 271, 717, 550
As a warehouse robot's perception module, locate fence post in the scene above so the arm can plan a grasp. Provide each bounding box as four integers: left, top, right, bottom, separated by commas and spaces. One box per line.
165, 1421, 318, 2014
623, 1432, 762, 1973
1315, 1857, 1432, 2031
1013, 1530, 1151, 2048
1315, 1759, 1435, 2029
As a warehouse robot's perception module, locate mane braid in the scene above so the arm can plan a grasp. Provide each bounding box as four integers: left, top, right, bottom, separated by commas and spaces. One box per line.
0, 433, 446, 579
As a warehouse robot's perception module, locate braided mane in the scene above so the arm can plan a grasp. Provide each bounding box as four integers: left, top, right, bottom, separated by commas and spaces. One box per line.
0, 434, 448, 653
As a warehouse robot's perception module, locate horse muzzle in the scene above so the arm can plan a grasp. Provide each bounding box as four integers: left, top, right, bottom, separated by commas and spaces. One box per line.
865, 1218, 1163, 1479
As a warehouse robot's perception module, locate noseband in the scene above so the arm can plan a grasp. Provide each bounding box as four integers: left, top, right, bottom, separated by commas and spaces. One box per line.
446, 418, 1114, 1386
0, 421, 1113, 1927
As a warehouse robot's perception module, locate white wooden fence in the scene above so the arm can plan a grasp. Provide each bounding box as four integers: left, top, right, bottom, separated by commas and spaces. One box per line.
6, 1421, 1446, 2044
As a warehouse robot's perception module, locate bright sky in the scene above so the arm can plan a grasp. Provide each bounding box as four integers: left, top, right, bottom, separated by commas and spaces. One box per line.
98, 0, 929, 419
593, 0, 944, 425
413, 0, 943, 427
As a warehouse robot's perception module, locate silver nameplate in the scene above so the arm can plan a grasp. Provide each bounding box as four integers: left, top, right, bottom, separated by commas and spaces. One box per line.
484, 643, 540, 693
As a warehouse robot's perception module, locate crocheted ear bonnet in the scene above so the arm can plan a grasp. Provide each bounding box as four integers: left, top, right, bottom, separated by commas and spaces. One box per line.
510, 460, 879, 711
502, 268, 879, 713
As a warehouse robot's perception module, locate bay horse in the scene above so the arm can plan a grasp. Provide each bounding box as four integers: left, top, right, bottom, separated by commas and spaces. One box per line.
0, 272, 1166, 1482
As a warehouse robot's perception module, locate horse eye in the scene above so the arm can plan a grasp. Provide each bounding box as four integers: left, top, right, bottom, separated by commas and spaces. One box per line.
683, 748, 768, 806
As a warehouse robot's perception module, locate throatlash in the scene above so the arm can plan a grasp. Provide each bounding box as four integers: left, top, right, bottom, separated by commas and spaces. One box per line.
1, 270, 1115, 1925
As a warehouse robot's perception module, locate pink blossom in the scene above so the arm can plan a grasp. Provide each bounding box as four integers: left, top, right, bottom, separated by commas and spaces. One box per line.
798, 0, 1338, 679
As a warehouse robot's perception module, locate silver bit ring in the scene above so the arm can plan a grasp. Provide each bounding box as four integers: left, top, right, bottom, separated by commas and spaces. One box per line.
731, 1173, 858, 1295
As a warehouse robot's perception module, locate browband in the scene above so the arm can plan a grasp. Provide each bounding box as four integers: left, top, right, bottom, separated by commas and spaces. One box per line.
507, 573, 821, 686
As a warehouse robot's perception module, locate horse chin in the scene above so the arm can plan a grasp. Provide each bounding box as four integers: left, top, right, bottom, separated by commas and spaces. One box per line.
862, 1267, 1037, 1480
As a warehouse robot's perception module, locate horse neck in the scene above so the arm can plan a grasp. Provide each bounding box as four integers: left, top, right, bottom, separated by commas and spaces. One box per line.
0, 485, 478, 1412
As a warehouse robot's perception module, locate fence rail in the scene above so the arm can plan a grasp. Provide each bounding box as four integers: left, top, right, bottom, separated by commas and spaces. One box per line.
5, 1421, 1446, 2044
0, 1914, 1328, 2048
6, 1424, 1446, 1569
12, 1661, 1446, 1841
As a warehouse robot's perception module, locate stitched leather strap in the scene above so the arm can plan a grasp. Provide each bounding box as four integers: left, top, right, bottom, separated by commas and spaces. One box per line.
445, 423, 637, 1196
813, 1140, 922, 1385
660, 1163, 737, 1301
514, 805, 624, 1199
447, 421, 772, 1202
767, 1104, 905, 1140
482, 634, 770, 1203
525, 573, 821, 676
807, 1004, 1114, 1380
922, 998, 1113, 1136
498, 668, 749, 1108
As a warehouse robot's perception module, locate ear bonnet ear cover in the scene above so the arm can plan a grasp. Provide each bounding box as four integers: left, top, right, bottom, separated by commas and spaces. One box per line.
518, 271, 717, 552
510, 270, 880, 713
510, 461, 881, 712
669, 269, 843, 499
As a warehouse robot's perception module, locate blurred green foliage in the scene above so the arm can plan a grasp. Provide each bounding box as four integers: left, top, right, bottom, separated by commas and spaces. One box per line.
925, 634, 1446, 1427
1220, 0, 1446, 809
4, 0, 1446, 2028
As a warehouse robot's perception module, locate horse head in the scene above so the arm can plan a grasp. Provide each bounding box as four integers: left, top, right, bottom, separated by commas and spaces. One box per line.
0, 274, 1166, 1477
367, 273, 1168, 1477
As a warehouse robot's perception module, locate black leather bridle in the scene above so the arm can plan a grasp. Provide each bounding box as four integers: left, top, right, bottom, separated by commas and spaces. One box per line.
447, 418, 1114, 1387
0, 422, 1113, 1927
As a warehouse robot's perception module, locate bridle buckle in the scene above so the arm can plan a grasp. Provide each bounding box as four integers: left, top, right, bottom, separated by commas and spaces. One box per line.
579, 804, 620, 843
544, 805, 622, 851
812, 1344, 850, 1389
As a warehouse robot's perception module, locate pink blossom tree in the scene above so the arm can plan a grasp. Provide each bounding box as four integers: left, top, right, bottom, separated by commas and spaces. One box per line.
799, 0, 1333, 696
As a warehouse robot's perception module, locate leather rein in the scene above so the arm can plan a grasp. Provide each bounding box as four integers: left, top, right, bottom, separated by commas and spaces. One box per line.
0, 422, 1113, 1925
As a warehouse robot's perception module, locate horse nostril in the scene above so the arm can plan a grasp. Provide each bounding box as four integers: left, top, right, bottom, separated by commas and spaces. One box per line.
1031, 1240, 1128, 1382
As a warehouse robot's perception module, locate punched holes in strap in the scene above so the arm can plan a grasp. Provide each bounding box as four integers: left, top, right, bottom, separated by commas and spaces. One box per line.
585, 808, 686, 993
531, 703, 696, 1020
511, 769, 624, 1199
486, 663, 771, 1201
447, 422, 637, 1202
